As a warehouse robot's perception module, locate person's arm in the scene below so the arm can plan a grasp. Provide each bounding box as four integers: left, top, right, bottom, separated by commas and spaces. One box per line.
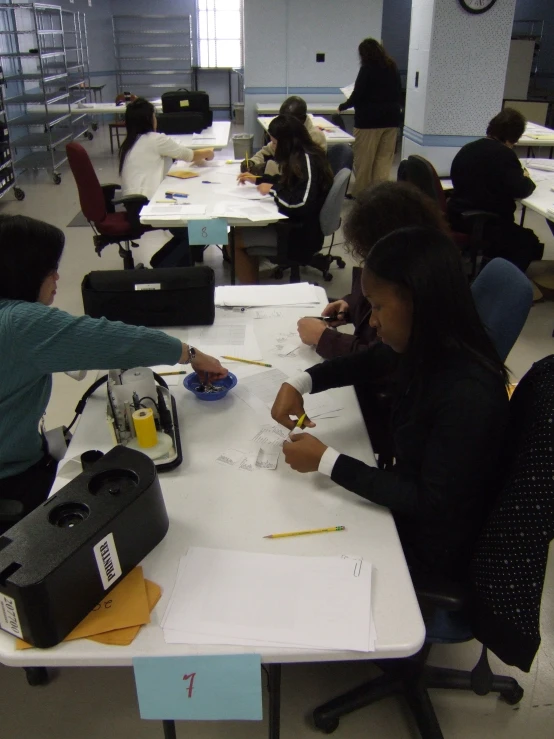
154, 133, 195, 162
311, 127, 328, 152
502, 150, 536, 199
248, 141, 276, 167
338, 68, 367, 111
307, 341, 398, 391
266, 153, 320, 214
315, 328, 373, 360
325, 377, 506, 517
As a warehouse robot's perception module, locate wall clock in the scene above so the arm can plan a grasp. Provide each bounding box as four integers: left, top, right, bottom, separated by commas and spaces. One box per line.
458, 0, 498, 13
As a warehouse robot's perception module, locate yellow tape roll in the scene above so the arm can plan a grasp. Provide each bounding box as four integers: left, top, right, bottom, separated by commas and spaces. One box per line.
132, 407, 158, 448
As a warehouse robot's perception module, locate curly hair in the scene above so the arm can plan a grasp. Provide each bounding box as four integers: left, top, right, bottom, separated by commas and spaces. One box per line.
344, 181, 450, 262
486, 108, 526, 144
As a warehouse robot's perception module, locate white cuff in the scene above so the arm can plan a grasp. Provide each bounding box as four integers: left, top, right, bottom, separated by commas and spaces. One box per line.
285, 372, 313, 395
318, 447, 340, 477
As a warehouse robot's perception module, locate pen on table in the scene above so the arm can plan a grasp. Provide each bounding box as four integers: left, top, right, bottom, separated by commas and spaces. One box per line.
220, 355, 272, 367
165, 191, 188, 199
202, 180, 220, 184
158, 370, 187, 376
264, 526, 346, 539
315, 311, 346, 322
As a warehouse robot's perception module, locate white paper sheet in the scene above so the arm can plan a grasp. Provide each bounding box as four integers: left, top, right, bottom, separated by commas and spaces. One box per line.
140, 204, 206, 216
187, 322, 262, 360
341, 83, 354, 98
215, 283, 319, 307
162, 548, 373, 652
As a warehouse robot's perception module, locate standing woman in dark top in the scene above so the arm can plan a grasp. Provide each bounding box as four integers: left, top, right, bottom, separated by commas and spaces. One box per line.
338, 38, 401, 197
272, 227, 509, 582
448, 108, 543, 272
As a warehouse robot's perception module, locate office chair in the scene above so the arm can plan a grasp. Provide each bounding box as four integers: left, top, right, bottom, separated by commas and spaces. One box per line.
247, 168, 351, 283
66, 142, 149, 270
326, 143, 354, 176
398, 155, 498, 278
471, 258, 533, 361
312, 357, 554, 738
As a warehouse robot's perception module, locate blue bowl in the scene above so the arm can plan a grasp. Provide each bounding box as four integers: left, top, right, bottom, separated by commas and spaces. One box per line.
183, 372, 237, 401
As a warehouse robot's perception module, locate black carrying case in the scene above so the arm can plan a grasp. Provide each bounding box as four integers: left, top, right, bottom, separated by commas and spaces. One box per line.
81, 267, 215, 327
156, 111, 206, 135
161, 89, 212, 128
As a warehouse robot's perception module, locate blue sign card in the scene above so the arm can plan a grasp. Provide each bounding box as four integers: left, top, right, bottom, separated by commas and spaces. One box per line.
188, 218, 228, 246
133, 654, 263, 721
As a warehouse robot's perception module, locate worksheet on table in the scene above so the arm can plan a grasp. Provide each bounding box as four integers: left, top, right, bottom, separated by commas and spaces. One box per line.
187, 322, 262, 360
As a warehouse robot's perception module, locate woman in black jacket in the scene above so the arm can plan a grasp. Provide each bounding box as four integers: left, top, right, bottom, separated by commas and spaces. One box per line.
272, 226, 510, 583
233, 115, 333, 284
339, 38, 401, 196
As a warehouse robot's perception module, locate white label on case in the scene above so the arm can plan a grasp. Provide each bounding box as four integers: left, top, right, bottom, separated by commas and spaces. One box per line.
135, 283, 161, 291
0, 593, 22, 638
93, 533, 122, 590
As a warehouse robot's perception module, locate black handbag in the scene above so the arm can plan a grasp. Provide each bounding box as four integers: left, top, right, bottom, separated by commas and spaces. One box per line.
161, 89, 212, 128
156, 111, 205, 135
81, 267, 215, 327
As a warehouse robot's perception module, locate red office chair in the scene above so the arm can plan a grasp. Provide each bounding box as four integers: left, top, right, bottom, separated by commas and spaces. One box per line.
398, 155, 498, 278
66, 142, 150, 270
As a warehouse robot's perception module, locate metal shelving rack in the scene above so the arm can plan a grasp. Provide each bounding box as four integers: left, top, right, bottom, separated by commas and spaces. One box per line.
112, 14, 193, 97
0, 3, 72, 184
0, 48, 23, 201
61, 8, 94, 141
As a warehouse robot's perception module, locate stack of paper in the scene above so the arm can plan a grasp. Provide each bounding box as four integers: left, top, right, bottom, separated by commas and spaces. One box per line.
215, 283, 320, 307
216, 423, 288, 472
162, 548, 375, 652
187, 322, 262, 360
140, 203, 206, 217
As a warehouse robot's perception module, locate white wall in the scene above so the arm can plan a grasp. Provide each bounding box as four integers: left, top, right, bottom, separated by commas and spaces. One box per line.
244, 0, 383, 141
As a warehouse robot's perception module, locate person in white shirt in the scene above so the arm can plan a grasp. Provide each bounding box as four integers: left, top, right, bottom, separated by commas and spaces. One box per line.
119, 98, 214, 266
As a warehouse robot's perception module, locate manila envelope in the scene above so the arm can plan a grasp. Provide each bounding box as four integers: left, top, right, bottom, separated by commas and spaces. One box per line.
167, 170, 199, 180
16, 566, 152, 650
88, 580, 162, 646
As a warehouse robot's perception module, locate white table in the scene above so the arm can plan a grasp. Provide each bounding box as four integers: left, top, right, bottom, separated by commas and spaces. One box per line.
519, 158, 554, 225
0, 297, 424, 735
257, 115, 355, 145
518, 122, 554, 158
140, 155, 285, 283
256, 102, 353, 117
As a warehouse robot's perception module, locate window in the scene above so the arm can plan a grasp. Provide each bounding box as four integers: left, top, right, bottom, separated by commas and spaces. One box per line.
197, 0, 243, 69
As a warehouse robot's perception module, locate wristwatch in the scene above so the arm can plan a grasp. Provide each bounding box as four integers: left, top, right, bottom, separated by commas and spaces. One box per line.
185, 346, 197, 365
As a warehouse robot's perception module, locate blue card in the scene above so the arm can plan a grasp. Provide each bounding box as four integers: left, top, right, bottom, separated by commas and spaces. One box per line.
188, 218, 228, 245
133, 654, 263, 721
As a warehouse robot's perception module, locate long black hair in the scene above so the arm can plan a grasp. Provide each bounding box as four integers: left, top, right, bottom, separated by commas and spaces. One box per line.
364, 227, 508, 384
358, 38, 396, 69
119, 97, 155, 174
267, 114, 332, 190
0, 215, 64, 302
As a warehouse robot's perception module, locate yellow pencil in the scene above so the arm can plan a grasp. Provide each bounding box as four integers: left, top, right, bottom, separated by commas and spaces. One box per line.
264, 526, 346, 539
221, 355, 272, 367
296, 413, 306, 429
159, 370, 187, 376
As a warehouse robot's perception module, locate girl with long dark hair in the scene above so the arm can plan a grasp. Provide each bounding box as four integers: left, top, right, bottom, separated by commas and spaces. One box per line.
272, 226, 509, 582
119, 98, 213, 199
233, 114, 333, 283
338, 38, 401, 196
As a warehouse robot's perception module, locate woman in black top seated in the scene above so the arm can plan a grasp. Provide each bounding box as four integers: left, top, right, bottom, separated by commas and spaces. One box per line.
448, 108, 543, 273
233, 115, 333, 284
271, 226, 509, 583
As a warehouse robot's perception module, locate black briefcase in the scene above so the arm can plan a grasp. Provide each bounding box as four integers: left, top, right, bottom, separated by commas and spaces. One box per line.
161, 89, 212, 128
156, 111, 205, 135
81, 267, 215, 327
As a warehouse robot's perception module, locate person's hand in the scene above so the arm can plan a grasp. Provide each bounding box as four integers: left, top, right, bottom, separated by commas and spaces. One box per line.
297, 317, 327, 346
190, 349, 228, 380
237, 172, 258, 185
523, 167, 530, 178
322, 299, 349, 325
192, 148, 214, 164
257, 182, 272, 196
271, 383, 316, 432
283, 433, 328, 473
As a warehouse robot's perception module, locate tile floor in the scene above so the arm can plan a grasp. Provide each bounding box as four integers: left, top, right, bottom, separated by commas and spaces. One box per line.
0, 126, 553, 738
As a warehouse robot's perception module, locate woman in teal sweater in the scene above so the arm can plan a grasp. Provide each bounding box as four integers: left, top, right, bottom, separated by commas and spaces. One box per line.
0, 215, 226, 523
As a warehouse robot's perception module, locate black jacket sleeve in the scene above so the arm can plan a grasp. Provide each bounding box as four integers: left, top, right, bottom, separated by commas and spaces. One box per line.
330, 376, 506, 517
503, 150, 536, 199
306, 342, 398, 391
266, 153, 321, 218
338, 67, 367, 111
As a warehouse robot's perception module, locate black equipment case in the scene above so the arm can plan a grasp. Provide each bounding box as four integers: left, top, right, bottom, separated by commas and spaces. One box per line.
156, 111, 205, 135
161, 89, 212, 128
82, 266, 215, 327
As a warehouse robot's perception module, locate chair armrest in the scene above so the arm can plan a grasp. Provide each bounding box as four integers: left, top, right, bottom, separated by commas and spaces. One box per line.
411, 571, 469, 612
114, 194, 149, 232
101, 183, 121, 214
0, 498, 25, 524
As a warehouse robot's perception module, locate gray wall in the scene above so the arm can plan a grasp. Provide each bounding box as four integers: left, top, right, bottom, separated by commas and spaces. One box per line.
381, 0, 411, 71
514, 0, 554, 89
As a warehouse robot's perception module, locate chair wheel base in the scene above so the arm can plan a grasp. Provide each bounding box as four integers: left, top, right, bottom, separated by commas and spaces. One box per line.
273, 267, 284, 280
323, 272, 333, 282
313, 713, 339, 734
24, 667, 49, 687
336, 258, 346, 268
501, 684, 524, 705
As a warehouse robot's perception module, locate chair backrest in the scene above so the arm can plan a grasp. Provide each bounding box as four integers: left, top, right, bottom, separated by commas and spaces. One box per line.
471, 258, 533, 361
319, 168, 351, 236
470, 354, 554, 672
326, 143, 354, 176
66, 142, 107, 225
397, 154, 448, 214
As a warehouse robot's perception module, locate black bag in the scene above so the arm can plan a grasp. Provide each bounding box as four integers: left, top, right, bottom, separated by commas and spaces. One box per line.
156, 111, 205, 135
161, 89, 212, 128
81, 267, 215, 327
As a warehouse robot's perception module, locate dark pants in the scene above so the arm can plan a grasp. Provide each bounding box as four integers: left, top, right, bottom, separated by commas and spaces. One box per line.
150, 228, 193, 268
0, 454, 57, 535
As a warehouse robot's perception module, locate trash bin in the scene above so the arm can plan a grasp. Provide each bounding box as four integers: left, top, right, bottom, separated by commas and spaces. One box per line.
232, 102, 244, 125
233, 133, 253, 160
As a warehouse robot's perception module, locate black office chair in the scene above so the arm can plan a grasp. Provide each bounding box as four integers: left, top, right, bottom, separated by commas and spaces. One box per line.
326, 143, 354, 176
312, 357, 554, 738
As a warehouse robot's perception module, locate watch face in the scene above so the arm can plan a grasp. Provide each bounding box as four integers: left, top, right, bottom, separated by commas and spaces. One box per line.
459, 0, 498, 13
